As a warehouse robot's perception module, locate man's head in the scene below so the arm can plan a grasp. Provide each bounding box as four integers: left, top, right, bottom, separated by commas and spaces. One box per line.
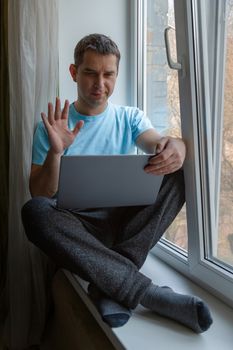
74, 33, 121, 72
70, 34, 121, 115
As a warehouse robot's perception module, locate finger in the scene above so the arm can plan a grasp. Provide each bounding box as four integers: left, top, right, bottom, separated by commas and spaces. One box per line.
41, 112, 51, 130
145, 154, 176, 171
54, 97, 61, 120
145, 158, 181, 175
48, 102, 55, 124
158, 163, 180, 175
148, 148, 174, 166
152, 143, 185, 169
61, 99, 70, 120
73, 120, 84, 136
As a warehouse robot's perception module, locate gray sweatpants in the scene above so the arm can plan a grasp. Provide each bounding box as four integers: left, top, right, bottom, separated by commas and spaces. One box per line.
22, 170, 185, 309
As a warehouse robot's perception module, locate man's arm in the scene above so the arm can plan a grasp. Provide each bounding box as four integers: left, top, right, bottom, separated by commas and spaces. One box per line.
136, 129, 186, 175
136, 128, 162, 154
30, 150, 62, 197
30, 98, 84, 198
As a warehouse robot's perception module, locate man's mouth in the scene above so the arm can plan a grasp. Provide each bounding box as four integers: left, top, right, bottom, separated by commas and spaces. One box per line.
91, 91, 104, 98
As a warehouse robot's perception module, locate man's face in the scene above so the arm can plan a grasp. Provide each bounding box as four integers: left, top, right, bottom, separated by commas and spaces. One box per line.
70, 50, 118, 114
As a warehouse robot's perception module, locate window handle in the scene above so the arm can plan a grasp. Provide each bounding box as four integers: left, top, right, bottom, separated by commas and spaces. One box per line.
164, 26, 182, 71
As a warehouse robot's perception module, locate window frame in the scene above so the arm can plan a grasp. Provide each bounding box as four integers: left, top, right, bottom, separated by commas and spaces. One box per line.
136, 0, 233, 308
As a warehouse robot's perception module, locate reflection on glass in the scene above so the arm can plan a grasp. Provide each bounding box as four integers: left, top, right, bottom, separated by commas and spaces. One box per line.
146, 0, 187, 251
216, 1, 233, 267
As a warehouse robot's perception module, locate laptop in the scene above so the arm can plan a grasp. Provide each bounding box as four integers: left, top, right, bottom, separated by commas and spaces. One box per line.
57, 154, 163, 209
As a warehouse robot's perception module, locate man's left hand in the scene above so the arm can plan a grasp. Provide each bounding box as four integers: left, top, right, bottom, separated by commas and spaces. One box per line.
144, 137, 186, 175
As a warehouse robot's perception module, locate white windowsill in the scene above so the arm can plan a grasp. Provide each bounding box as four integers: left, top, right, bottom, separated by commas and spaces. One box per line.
64, 253, 233, 350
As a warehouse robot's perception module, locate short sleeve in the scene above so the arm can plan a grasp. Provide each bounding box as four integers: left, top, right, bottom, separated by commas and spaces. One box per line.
32, 122, 50, 165
130, 108, 154, 142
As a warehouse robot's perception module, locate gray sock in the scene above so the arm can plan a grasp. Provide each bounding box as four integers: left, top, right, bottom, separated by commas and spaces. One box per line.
140, 283, 213, 333
88, 284, 132, 328
95, 297, 132, 328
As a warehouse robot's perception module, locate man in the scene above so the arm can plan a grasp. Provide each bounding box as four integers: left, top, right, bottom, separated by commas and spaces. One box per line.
22, 34, 212, 332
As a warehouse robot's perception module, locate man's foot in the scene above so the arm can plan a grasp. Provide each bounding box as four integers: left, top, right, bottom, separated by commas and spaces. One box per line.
140, 283, 213, 333
88, 284, 132, 328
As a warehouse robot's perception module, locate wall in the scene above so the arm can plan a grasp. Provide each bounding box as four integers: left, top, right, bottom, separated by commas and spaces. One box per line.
58, 0, 132, 106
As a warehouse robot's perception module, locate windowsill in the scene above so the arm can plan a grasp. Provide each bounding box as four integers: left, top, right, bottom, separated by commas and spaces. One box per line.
64, 253, 233, 350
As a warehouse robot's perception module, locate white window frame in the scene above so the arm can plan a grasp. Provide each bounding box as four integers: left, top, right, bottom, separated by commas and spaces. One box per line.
135, 0, 233, 308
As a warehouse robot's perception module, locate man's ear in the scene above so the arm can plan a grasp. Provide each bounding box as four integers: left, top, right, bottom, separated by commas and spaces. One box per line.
69, 64, 78, 82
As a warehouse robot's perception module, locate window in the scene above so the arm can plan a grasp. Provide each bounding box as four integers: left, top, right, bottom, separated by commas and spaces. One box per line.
146, 0, 188, 253
136, 0, 233, 307
212, 0, 233, 269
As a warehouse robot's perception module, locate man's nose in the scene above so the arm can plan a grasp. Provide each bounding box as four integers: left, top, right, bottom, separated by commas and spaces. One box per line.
94, 75, 105, 89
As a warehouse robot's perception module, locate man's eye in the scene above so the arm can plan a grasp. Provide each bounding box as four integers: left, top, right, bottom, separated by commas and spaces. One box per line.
84, 71, 95, 76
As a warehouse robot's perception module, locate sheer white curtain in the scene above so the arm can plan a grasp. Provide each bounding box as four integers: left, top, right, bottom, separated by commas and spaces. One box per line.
6, 1, 59, 348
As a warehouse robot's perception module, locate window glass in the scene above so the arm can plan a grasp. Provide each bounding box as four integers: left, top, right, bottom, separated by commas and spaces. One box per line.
214, 1, 233, 267
146, 0, 187, 251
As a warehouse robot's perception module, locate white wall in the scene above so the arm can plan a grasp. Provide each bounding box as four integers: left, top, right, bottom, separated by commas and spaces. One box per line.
58, 0, 132, 106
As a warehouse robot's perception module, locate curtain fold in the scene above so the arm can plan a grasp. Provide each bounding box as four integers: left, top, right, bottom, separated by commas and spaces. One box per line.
6, 1, 59, 348
0, 0, 9, 324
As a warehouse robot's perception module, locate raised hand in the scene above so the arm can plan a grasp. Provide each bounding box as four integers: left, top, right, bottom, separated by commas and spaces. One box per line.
144, 136, 186, 175
41, 97, 84, 155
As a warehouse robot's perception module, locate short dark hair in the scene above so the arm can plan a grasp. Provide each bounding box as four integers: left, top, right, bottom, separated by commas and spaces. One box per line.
74, 33, 121, 70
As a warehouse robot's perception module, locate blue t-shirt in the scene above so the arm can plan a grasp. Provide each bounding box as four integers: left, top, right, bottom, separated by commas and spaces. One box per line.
32, 102, 153, 165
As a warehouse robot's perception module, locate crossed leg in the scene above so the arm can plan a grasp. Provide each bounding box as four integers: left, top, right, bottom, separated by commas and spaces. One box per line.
22, 170, 212, 332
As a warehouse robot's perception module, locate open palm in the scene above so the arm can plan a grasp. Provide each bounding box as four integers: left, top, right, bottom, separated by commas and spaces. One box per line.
41, 98, 84, 154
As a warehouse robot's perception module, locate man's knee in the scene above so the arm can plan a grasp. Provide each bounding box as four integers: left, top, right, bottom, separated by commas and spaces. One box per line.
160, 169, 185, 197
22, 196, 52, 220
21, 196, 55, 242
163, 168, 184, 185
